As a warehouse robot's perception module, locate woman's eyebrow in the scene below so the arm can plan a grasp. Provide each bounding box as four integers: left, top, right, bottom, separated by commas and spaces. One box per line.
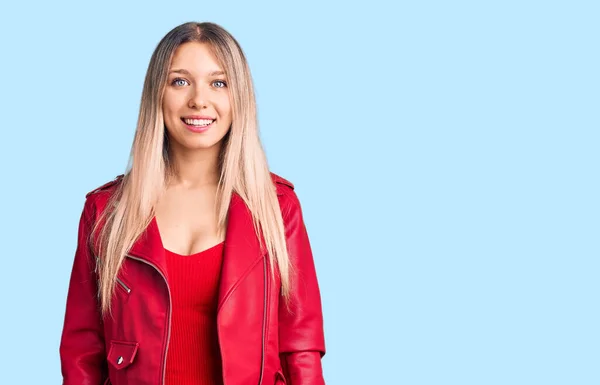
169, 69, 225, 76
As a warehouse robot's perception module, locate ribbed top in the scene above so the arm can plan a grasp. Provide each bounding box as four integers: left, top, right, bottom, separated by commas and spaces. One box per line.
164, 241, 225, 385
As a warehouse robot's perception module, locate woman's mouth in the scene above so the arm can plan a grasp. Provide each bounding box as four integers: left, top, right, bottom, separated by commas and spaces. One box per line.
181, 117, 215, 133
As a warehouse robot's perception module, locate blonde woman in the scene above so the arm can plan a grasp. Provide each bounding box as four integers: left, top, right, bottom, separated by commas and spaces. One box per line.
59, 21, 325, 385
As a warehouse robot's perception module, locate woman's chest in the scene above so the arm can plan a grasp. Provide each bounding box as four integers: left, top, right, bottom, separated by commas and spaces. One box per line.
154, 186, 224, 255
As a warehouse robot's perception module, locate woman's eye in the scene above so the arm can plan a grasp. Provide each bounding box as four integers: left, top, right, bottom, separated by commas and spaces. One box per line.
172, 78, 189, 87
213, 80, 227, 88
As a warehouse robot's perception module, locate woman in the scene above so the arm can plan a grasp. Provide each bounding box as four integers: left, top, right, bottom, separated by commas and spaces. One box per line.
59, 21, 326, 385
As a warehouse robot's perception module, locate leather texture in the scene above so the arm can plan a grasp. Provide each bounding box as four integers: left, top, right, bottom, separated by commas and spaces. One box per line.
60, 173, 326, 385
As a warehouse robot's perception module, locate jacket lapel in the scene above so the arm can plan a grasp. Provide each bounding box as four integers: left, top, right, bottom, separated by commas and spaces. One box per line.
217, 192, 266, 311
127, 215, 169, 281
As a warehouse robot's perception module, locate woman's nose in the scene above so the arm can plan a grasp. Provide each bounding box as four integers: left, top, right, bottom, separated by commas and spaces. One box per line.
188, 85, 208, 108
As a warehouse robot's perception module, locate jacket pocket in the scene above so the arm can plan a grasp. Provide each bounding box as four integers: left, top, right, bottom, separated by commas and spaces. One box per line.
107, 340, 139, 370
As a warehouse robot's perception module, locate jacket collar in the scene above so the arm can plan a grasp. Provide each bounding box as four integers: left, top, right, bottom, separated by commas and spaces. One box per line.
126, 191, 266, 311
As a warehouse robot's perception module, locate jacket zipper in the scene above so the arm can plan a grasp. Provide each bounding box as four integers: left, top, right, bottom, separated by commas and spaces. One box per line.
126, 254, 172, 385
258, 255, 267, 385
116, 277, 131, 293
95, 257, 131, 295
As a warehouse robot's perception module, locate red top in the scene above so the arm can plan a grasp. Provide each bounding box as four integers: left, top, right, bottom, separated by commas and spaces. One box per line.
164, 241, 225, 385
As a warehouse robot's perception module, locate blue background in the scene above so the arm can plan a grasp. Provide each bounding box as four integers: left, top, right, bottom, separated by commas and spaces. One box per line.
0, 1, 598, 384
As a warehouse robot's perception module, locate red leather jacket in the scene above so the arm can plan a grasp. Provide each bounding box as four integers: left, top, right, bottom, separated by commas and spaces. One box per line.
59, 173, 326, 385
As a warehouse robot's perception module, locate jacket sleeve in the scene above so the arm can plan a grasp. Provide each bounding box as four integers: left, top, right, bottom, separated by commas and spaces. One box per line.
59, 197, 108, 385
278, 188, 326, 385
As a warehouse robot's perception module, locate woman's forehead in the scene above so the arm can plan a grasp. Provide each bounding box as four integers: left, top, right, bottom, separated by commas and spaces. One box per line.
169, 42, 223, 75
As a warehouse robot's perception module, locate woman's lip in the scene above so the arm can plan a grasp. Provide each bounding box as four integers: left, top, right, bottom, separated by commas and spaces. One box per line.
181, 115, 215, 120
182, 119, 214, 133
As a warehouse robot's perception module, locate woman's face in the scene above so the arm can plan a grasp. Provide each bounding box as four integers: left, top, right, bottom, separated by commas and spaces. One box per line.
162, 42, 232, 152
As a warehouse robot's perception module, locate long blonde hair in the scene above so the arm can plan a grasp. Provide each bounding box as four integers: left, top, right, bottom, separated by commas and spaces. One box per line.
91, 21, 291, 316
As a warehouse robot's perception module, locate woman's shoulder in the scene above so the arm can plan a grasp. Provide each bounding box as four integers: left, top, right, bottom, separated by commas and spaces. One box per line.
85, 174, 124, 198
75, 174, 124, 225
83, 174, 125, 217
84, 172, 296, 206
270, 172, 295, 196
270, 172, 306, 221
86, 173, 289, 196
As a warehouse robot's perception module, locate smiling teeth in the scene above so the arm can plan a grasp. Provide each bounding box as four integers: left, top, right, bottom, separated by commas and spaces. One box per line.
184, 118, 213, 126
